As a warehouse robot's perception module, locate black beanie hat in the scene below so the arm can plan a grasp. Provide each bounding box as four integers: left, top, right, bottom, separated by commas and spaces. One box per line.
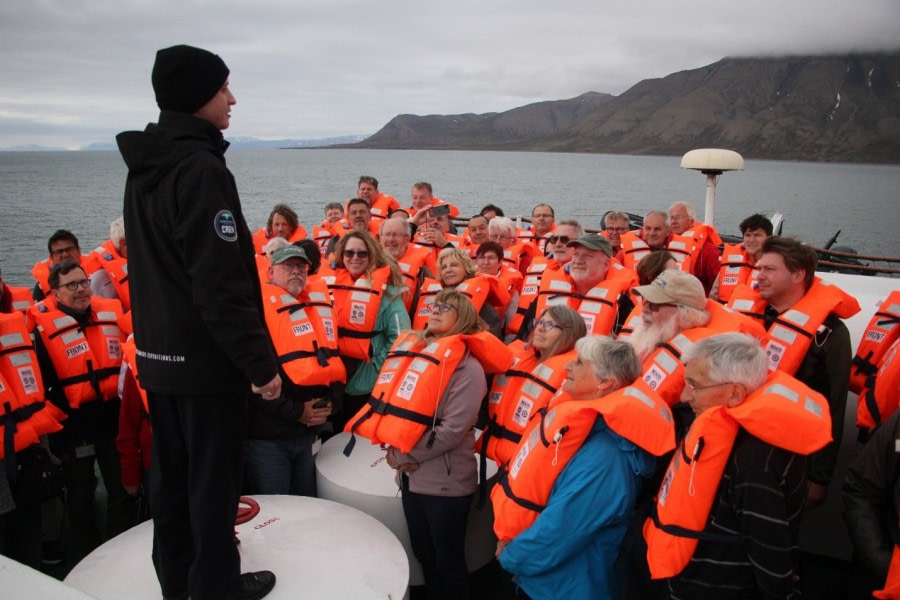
152, 45, 230, 114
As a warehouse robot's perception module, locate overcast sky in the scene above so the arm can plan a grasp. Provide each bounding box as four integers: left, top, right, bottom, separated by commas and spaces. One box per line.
1, 0, 898, 149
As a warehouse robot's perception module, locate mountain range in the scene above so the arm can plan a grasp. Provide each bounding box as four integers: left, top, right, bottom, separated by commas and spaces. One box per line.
349, 53, 900, 164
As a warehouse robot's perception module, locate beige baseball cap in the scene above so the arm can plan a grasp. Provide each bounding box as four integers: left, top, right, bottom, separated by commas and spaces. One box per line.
632, 269, 706, 310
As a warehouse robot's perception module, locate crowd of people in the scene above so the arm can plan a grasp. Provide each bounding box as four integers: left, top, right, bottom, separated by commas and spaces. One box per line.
1, 43, 899, 600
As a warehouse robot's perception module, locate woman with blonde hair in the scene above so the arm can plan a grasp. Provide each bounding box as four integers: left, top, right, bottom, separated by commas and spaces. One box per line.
347, 289, 511, 600
478, 304, 588, 466
411, 247, 508, 338
320, 230, 409, 431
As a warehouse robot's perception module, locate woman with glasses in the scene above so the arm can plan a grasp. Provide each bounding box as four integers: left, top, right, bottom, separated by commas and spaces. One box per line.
346, 290, 512, 600
320, 230, 409, 432
475, 242, 522, 337
411, 248, 509, 339
478, 305, 587, 466
507, 220, 584, 338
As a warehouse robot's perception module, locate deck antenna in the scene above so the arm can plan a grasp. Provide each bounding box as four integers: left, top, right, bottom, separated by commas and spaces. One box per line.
680, 149, 744, 227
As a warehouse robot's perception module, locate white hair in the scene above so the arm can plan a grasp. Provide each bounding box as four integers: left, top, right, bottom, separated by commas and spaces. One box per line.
263, 236, 289, 257
669, 202, 696, 220
682, 333, 767, 392
109, 217, 126, 250
488, 216, 516, 237
575, 336, 641, 389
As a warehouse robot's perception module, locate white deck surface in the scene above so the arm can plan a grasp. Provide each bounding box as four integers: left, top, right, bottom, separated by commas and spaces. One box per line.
64, 495, 409, 600
317, 431, 498, 586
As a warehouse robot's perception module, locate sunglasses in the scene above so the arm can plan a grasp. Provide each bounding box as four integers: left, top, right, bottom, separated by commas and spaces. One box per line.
342, 249, 370, 259
548, 235, 571, 245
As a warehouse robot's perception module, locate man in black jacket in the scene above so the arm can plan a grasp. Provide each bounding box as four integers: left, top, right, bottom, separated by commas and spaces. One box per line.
117, 45, 280, 600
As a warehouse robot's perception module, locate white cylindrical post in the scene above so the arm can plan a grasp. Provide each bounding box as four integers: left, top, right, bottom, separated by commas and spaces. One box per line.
704, 173, 717, 226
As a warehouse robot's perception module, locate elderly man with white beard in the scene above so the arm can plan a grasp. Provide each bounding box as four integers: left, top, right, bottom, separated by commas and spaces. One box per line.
624, 269, 766, 437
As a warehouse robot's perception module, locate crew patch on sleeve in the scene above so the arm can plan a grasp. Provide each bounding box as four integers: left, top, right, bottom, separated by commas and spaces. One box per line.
215, 210, 239, 242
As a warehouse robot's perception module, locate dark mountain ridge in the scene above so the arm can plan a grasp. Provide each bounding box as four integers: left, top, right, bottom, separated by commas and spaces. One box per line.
350, 54, 900, 163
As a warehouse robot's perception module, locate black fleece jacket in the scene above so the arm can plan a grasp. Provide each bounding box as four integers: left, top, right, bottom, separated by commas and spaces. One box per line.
117, 111, 277, 394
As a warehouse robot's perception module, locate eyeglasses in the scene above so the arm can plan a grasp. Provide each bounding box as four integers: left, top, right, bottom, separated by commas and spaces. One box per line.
605, 227, 628, 233
380, 232, 408, 239
669, 215, 689, 222
532, 318, 567, 332
277, 261, 309, 273
343, 249, 370, 259
684, 380, 731, 392
645, 301, 678, 313
431, 303, 457, 315
57, 278, 91, 291
548, 235, 571, 245
489, 234, 513, 241
51, 245, 79, 258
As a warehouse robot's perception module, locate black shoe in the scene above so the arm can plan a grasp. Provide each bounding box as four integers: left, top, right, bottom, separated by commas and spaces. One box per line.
41, 541, 65, 566
230, 571, 276, 600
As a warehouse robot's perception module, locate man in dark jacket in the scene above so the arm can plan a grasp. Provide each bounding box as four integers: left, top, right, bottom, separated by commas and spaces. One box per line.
117, 45, 280, 600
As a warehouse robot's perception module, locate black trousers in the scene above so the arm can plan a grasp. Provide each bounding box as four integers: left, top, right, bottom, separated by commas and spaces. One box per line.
401, 481, 473, 600
148, 390, 248, 600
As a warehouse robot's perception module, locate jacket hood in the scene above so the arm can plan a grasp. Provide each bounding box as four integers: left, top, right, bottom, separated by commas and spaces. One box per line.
116, 111, 229, 192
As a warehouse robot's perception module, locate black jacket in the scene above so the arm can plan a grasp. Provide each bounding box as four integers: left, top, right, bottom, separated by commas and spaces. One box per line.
843, 410, 900, 581
117, 111, 277, 394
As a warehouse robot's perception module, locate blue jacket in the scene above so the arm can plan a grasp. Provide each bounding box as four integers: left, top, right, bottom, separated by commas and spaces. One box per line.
499, 416, 656, 600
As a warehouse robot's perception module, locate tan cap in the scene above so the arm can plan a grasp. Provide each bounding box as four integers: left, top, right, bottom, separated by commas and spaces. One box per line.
632, 269, 706, 310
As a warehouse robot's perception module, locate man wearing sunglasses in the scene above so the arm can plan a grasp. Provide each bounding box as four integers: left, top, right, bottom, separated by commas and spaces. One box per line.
506, 220, 583, 337
28, 260, 132, 562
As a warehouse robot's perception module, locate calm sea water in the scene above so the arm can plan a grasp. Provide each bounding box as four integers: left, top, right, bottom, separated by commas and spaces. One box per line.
1, 148, 898, 286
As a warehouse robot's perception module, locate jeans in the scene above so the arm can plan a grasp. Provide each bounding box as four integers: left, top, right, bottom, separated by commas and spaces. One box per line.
244, 431, 318, 497
401, 482, 473, 600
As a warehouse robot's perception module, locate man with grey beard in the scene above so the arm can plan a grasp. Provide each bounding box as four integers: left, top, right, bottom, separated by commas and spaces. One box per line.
627, 270, 711, 364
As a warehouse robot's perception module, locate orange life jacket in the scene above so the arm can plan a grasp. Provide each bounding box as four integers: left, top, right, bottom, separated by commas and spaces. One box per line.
404, 197, 459, 218
635, 301, 767, 407
857, 339, 900, 432
121, 336, 149, 415
516, 227, 554, 256
6, 285, 34, 313
312, 225, 336, 257
411, 232, 466, 261
88, 240, 131, 312
616, 302, 643, 341
506, 257, 561, 335
344, 330, 512, 454
619, 230, 697, 273
361, 192, 401, 222
478, 344, 575, 466
252, 225, 308, 256
727, 277, 860, 375
29, 295, 125, 410
875, 541, 900, 600
715, 243, 758, 304
411, 276, 508, 330
321, 266, 391, 361
260, 279, 347, 387
500, 241, 534, 275
643, 370, 832, 579
491, 386, 675, 541
0, 313, 65, 461
680, 222, 723, 250
31, 256, 98, 297
395, 246, 434, 311
534, 264, 637, 336
851, 290, 900, 394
